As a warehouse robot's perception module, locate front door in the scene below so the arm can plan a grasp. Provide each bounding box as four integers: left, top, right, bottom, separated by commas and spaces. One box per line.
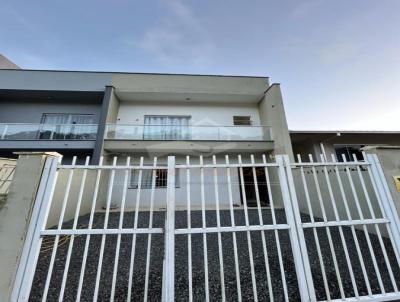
240, 167, 269, 207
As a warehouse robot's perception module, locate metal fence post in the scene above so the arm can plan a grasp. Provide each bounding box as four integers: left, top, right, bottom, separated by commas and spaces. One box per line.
11, 155, 60, 302
276, 155, 315, 302
163, 156, 175, 302
366, 154, 400, 250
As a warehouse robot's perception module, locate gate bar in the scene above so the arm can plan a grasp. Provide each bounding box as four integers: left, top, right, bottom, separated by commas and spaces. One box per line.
163, 156, 176, 301
278, 155, 316, 302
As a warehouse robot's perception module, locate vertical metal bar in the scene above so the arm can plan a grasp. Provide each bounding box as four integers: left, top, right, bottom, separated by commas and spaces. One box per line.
42, 156, 77, 302
163, 156, 176, 301
144, 157, 158, 302
250, 154, 273, 301
297, 155, 330, 300
277, 155, 316, 302
331, 155, 372, 296
127, 157, 144, 302
199, 155, 210, 302
186, 156, 193, 302
76, 156, 104, 302
93, 156, 117, 301
212, 155, 226, 301
238, 155, 258, 301
110, 157, 131, 302
58, 156, 90, 302
367, 154, 400, 247
364, 154, 400, 276
352, 154, 398, 292
225, 155, 242, 301
309, 154, 345, 299
342, 155, 385, 294
11, 156, 60, 301
320, 154, 359, 298
263, 155, 288, 302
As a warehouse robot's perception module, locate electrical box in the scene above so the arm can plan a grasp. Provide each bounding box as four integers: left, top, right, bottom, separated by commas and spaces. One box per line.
393, 176, 400, 192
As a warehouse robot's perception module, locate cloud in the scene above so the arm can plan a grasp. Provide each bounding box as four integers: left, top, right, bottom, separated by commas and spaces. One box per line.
126, 0, 215, 68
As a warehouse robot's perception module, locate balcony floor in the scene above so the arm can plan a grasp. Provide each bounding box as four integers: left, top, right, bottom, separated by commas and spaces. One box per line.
103, 139, 274, 155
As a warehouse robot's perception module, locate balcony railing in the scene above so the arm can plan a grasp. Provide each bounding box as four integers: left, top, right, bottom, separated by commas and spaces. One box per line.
105, 124, 273, 141
0, 124, 98, 140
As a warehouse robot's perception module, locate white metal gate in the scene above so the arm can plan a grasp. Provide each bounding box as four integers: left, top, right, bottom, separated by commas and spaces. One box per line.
11, 153, 400, 301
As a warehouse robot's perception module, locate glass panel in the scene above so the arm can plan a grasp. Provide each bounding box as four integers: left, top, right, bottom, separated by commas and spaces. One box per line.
106, 125, 272, 141
1, 124, 40, 139
144, 116, 191, 140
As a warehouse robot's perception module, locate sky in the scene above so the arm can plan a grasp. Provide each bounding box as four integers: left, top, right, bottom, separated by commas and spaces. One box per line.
1, 0, 399, 131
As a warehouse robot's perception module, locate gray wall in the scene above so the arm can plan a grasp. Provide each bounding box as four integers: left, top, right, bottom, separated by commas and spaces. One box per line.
0, 70, 111, 91
258, 84, 294, 160
0, 100, 101, 124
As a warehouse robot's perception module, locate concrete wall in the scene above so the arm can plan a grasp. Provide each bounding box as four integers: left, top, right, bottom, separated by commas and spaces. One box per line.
116, 101, 261, 126
0, 153, 49, 301
0, 100, 101, 124
0, 70, 111, 91
258, 84, 294, 160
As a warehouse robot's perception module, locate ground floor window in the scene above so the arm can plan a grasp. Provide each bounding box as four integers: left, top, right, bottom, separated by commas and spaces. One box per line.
334, 144, 364, 162
130, 168, 179, 189
239, 167, 270, 207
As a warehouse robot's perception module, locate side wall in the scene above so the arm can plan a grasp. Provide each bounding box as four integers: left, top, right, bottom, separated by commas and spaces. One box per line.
0, 100, 101, 124
258, 84, 294, 160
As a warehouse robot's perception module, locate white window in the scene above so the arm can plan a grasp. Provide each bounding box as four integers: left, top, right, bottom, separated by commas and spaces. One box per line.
41, 113, 94, 125
143, 115, 190, 140
40, 114, 95, 139
130, 168, 179, 189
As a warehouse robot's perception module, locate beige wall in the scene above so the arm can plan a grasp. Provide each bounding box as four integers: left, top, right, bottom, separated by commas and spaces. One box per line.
258, 84, 294, 160
0, 154, 49, 301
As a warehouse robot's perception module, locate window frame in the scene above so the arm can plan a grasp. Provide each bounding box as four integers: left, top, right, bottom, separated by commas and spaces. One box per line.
129, 167, 180, 189
233, 115, 252, 126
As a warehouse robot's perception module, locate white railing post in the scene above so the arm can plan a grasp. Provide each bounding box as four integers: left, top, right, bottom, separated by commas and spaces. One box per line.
163, 156, 175, 302
276, 155, 315, 302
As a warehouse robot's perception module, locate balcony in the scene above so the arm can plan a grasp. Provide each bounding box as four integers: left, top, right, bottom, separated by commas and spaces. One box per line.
0, 123, 98, 150
104, 124, 274, 154
105, 124, 273, 141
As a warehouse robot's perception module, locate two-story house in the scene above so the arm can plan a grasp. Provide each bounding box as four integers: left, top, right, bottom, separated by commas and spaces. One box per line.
0, 69, 293, 209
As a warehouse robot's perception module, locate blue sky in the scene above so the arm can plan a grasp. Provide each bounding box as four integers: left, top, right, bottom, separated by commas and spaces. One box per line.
1, 0, 399, 130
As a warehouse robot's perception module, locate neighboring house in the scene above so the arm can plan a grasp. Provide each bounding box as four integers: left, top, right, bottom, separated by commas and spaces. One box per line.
0, 54, 20, 70
291, 130, 400, 161
0, 69, 293, 208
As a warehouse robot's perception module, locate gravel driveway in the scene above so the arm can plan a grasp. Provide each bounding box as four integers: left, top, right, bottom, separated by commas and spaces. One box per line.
29, 209, 400, 301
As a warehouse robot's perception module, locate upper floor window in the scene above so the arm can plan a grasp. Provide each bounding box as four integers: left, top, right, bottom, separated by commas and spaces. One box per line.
41, 113, 94, 125
143, 115, 191, 140
40, 113, 95, 139
233, 116, 252, 126
130, 168, 180, 189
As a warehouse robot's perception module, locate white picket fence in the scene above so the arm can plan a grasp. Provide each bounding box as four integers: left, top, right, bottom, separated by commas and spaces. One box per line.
11, 153, 400, 301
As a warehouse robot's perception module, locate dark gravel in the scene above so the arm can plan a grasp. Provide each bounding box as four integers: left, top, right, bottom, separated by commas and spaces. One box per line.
29, 209, 400, 301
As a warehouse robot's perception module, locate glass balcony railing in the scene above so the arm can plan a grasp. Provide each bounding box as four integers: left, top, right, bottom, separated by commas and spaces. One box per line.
0, 124, 98, 140
105, 124, 273, 141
